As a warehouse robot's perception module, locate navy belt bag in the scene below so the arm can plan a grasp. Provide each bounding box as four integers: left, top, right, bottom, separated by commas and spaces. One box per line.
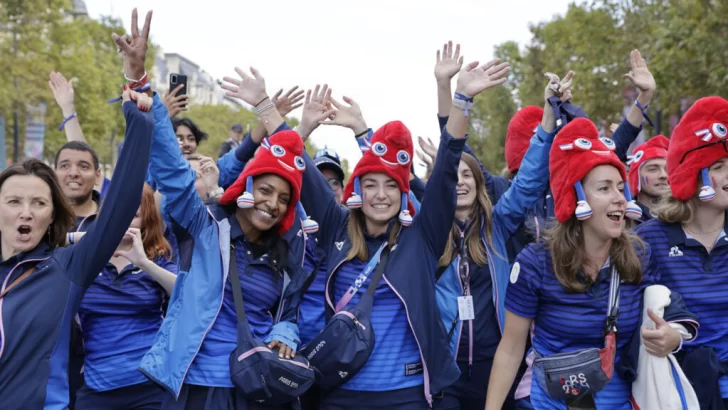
299, 243, 390, 390
228, 244, 315, 405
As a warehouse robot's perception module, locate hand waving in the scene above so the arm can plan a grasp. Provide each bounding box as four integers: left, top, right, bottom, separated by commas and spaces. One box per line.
112, 8, 152, 81
320, 96, 368, 135
298, 84, 336, 141
454, 59, 510, 98
624, 49, 656, 93
222, 67, 269, 107
272, 86, 305, 117
48, 72, 76, 115
435, 41, 464, 83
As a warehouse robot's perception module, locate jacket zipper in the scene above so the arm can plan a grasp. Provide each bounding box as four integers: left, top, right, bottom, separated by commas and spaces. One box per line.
176, 217, 229, 398
383, 275, 433, 407
543, 357, 601, 380
0, 257, 51, 361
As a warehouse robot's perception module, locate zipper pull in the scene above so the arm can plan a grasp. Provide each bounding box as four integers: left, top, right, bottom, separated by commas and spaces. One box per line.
468, 362, 472, 378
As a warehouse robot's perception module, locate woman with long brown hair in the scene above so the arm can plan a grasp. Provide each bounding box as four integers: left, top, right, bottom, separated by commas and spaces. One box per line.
69, 183, 177, 409
485, 118, 696, 410
434, 74, 563, 409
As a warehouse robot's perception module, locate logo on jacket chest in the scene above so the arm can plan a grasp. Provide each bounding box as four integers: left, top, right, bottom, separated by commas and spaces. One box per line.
335, 241, 344, 251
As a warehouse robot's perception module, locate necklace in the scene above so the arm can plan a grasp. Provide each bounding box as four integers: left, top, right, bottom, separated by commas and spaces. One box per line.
683, 224, 724, 236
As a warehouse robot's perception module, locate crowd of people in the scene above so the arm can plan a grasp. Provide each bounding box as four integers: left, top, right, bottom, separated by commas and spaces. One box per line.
1, 7, 727, 410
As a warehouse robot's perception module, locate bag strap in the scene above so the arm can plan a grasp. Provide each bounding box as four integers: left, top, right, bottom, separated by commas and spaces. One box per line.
604, 267, 621, 334
334, 242, 388, 312
229, 244, 253, 339
364, 246, 390, 298
0, 267, 35, 300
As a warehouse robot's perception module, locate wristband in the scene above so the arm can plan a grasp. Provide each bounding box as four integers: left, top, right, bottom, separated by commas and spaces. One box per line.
354, 129, 369, 139
255, 96, 270, 107
635, 100, 655, 127
58, 112, 78, 131
453, 92, 474, 117
208, 187, 224, 199
256, 102, 276, 116
125, 72, 149, 89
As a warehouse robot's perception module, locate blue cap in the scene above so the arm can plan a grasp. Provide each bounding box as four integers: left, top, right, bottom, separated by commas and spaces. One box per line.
231, 124, 243, 132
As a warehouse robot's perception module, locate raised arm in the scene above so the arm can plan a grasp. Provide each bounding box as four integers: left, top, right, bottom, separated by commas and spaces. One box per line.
48, 72, 85, 143
492, 73, 573, 235
217, 85, 304, 187
66, 93, 153, 288
613, 49, 657, 161
417, 58, 510, 256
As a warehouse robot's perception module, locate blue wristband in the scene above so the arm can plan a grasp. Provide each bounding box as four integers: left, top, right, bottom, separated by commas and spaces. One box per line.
453, 92, 474, 117
58, 112, 77, 131
635, 100, 655, 127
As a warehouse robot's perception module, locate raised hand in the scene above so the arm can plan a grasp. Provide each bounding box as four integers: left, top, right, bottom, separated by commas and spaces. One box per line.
543, 71, 574, 102
435, 41, 464, 83
320, 96, 368, 135
112, 8, 152, 81
624, 49, 656, 94
272, 86, 305, 117
454, 59, 511, 98
222, 67, 269, 107
298, 84, 336, 141
163, 84, 188, 118
48, 72, 76, 116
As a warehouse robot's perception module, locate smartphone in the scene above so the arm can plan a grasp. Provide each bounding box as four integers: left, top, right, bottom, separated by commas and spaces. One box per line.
169, 73, 188, 96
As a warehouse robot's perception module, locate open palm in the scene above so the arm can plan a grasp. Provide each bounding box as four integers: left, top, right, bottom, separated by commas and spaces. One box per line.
455, 59, 511, 98
625, 50, 656, 93
222, 67, 268, 106
435, 41, 464, 82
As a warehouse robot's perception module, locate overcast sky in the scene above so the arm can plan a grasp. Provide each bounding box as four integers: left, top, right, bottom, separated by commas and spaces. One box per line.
87, 0, 574, 173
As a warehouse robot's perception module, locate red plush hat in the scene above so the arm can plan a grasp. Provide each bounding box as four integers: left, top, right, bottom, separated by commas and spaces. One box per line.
549, 118, 641, 223
626, 135, 669, 196
219, 130, 317, 235
343, 120, 415, 226
666, 96, 728, 202
505, 106, 544, 173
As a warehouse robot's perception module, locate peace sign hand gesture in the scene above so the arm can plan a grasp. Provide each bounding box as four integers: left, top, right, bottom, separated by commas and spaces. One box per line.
454, 59, 511, 98
112, 8, 152, 81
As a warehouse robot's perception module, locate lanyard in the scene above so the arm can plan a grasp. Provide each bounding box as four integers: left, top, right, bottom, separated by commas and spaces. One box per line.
604, 267, 621, 334
335, 242, 388, 312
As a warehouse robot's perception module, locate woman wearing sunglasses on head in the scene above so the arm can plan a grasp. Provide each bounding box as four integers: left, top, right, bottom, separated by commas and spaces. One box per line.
485, 118, 697, 410
636, 96, 728, 409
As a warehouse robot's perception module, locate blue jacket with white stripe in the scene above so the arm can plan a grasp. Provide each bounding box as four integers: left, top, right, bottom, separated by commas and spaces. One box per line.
138, 96, 311, 398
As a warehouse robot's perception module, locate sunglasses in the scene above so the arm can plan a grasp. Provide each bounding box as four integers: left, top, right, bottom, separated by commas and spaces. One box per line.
680, 139, 728, 165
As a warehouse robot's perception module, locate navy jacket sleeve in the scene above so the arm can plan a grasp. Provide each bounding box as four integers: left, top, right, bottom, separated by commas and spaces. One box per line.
63, 101, 153, 288
409, 173, 426, 202
438, 114, 506, 204
217, 132, 256, 188
414, 127, 466, 258
612, 118, 643, 162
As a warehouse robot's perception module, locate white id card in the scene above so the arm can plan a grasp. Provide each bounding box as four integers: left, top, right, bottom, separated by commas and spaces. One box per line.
457, 296, 475, 321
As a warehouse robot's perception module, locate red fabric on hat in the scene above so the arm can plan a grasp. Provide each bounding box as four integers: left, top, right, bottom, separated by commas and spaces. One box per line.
343, 120, 415, 217
627, 135, 669, 196
505, 106, 544, 173
219, 130, 305, 234
549, 118, 627, 223
667, 96, 728, 201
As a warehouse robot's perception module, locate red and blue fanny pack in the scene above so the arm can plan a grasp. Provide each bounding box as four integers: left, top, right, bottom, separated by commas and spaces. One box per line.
533, 267, 620, 403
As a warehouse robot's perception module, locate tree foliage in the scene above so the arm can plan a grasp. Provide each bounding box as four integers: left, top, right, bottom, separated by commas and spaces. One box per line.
468, 0, 728, 172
